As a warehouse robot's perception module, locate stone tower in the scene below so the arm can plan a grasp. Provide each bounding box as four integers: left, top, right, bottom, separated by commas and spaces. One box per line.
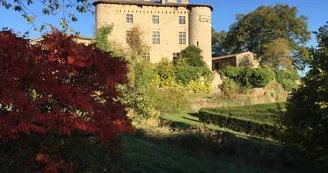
189, 6, 212, 68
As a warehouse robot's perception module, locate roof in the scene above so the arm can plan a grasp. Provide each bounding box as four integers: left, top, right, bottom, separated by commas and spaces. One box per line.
212, 52, 252, 61
93, 0, 214, 11
30, 35, 94, 45
31, 35, 94, 42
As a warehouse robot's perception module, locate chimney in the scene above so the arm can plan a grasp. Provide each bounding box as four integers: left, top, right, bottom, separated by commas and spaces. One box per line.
181, 0, 189, 4
167, 0, 177, 3
160, 0, 165, 4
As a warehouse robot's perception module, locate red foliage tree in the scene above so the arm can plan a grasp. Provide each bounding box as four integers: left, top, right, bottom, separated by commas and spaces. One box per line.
0, 30, 133, 173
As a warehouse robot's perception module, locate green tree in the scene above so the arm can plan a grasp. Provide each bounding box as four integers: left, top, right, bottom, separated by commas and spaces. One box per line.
1, 0, 92, 34
180, 45, 206, 67
212, 28, 230, 57
282, 22, 328, 172
225, 4, 311, 69
260, 38, 293, 70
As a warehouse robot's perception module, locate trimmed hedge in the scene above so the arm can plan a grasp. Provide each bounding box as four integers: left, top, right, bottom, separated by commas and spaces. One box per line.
198, 103, 284, 139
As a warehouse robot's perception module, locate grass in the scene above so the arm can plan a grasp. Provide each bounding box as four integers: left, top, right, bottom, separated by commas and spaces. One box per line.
200, 102, 286, 125
161, 111, 278, 143
120, 102, 304, 173
122, 134, 282, 173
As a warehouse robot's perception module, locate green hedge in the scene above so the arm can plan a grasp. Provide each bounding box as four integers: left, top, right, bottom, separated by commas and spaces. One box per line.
198, 104, 284, 139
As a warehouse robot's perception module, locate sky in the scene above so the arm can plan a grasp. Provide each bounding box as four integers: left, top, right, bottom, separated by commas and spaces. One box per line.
1, 0, 327, 47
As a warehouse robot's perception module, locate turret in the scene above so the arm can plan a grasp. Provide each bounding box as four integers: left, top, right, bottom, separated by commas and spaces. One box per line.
189, 6, 212, 68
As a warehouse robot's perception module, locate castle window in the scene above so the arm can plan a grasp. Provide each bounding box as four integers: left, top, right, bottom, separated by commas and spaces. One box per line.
173, 7, 178, 11
173, 53, 180, 63
179, 32, 186, 44
142, 52, 150, 61
126, 14, 133, 23
126, 30, 131, 43
152, 15, 159, 24
152, 31, 160, 44
179, 16, 186, 24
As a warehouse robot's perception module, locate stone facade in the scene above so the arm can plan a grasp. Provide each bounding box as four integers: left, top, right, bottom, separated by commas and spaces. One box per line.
212, 51, 259, 70
94, 0, 213, 68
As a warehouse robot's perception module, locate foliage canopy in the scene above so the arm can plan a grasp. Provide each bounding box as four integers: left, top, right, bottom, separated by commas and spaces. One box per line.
282, 22, 328, 172
180, 45, 207, 67
224, 4, 311, 69
0, 29, 133, 172
0, 0, 93, 34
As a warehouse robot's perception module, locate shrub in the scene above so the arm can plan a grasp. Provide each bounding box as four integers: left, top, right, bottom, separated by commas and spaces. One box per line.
199, 103, 284, 139
145, 87, 189, 113
220, 67, 276, 88
274, 70, 300, 90
186, 80, 212, 93
155, 58, 175, 87
174, 65, 212, 86
133, 60, 156, 89
274, 70, 301, 84
116, 84, 152, 118
198, 110, 280, 139
180, 45, 206, 67
222, 79, 239, 98
280, 79, 298, 91
0, 30, 133, 172
249, 68, 276, 87
219, 66, 244, 78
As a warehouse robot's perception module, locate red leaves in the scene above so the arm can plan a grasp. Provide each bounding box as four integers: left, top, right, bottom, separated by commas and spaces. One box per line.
36, 153, 51, 164
0, 30, 132, 172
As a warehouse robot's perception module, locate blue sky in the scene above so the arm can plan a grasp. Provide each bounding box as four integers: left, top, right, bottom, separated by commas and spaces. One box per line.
1, 0, 327, 47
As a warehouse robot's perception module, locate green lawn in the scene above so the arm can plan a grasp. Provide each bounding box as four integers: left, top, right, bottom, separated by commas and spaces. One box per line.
161, 111, 275, 142
122, 134, 282, 173
200, 102, 286, 125
121, 102, 303, 173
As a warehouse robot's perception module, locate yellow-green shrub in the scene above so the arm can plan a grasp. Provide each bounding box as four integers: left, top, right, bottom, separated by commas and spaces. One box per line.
155, 58, 175, 87
145, 87, 189, 113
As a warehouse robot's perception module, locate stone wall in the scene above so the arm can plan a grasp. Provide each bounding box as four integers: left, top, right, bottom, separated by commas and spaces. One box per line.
95, 2, 212, 67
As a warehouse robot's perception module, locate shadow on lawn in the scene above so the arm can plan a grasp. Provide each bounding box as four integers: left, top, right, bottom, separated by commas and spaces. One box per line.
182, 116, 200, 123
129, 120, 305, 173
151, 112, 307, 173
123, 126, 304, 173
